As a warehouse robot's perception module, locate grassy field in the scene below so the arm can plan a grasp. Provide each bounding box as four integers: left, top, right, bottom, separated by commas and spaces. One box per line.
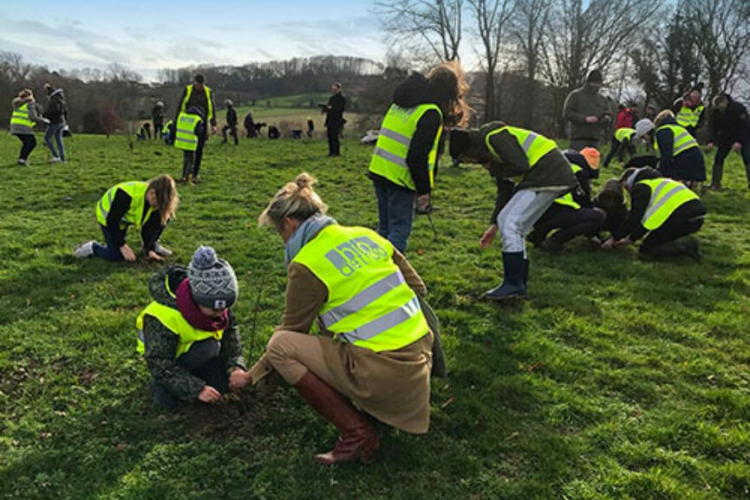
1, 132, 749, 499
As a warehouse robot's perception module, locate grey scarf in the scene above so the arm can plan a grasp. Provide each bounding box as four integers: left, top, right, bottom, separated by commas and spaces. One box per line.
284, 214, 337, 266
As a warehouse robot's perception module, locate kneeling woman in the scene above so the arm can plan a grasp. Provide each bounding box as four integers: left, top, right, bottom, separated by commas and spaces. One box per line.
251, 173, 434, 464
74, 174, 178, 261
602, 167, 706, 258
137, 246, 248, 409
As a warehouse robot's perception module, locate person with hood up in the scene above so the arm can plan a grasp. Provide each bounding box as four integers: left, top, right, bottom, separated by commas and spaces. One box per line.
43, 83, 68, 162
672, 84, 706, 137
601, 167, 706, 259
221, 99, 238, 145
563, 69, 613, 150
706, 93, 750, 191
136, 246, 248, 410
368, 61, 469, 253
450, 122, 579, 300
10, 88, 49, 165
635, 111, 706, 190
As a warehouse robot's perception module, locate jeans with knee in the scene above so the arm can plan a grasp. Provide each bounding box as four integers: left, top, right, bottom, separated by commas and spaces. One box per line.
498, 189, 563, 255
45, 123, 66, 161
373, 181, 415, 254
92, 225, 125, 261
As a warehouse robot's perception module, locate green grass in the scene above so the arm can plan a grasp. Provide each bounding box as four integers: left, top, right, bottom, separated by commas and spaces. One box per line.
1, 133, 749, 499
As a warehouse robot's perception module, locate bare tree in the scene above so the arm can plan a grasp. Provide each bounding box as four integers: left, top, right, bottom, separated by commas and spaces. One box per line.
376, 0, 464, 63
468, 0, 514, 121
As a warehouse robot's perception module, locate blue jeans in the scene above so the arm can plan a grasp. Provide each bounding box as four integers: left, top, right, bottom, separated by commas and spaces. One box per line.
45, 123, 66, 161
93, 225, 125, 261
373, 181, 415, 254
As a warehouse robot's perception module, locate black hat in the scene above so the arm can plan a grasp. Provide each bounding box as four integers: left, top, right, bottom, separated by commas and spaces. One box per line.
586, 69, 603, 84
449, 129, 472, 159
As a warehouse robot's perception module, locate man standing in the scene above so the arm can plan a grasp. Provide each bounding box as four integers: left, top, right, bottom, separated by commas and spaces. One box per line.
152, 101, 165, 141
706, 94, 750, 190
221, 99, 238, 146
174, 74, 216, 183
563, 69, 612, 151
322, 82, 346, 157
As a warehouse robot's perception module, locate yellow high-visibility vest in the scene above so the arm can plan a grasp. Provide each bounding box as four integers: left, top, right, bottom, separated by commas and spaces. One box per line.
368, 104, 443, 191
292, 225, 428, 353
136, 301, 224, 357
95, 181, 154, 230
655, 124, 699, 157
554, 164, 582, 210
639, 178, 700, 230
676, 104, 704, 129
180, 84, 214, 123
615, 127, 635, 143
174, 113, 202, 151
162, 120, 173, 136
485, 125, 558, 171
10, 103, 35, 128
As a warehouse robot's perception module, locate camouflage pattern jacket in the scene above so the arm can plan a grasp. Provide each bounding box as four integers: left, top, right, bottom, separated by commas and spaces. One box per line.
141, 265, 246, 401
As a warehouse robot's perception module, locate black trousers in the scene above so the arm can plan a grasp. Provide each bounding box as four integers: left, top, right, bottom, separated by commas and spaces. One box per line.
327, 126, 341, 155
178, 338, 230, 394
528, 205, 606, 245
15, 133, 36, 160
222, 125, 238, 145
193, 131, 208, 177
603, 137, 636, 167
639, 201, 706, 252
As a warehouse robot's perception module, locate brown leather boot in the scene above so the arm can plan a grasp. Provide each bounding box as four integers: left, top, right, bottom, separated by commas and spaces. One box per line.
293, 370, 379, 465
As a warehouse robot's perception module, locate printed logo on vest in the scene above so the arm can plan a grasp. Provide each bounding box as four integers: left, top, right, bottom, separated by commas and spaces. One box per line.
325, 236, 389, 276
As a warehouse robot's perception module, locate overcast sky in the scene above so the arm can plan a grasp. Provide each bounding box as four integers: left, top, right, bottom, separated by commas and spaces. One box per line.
0, 0, 387, 80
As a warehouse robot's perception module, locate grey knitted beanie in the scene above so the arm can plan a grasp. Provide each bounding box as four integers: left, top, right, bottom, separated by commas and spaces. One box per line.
188, 246, 238, 309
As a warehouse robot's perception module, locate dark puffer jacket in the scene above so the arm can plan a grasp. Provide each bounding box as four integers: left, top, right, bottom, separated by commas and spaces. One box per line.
141, 266, 246, 402
709, 95, 750, 146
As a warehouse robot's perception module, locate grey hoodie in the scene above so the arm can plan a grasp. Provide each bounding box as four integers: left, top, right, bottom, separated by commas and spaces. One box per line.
10, 97, 47, 135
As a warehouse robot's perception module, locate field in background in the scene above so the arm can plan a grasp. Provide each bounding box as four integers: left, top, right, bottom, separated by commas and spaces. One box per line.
1, 134, 749, 499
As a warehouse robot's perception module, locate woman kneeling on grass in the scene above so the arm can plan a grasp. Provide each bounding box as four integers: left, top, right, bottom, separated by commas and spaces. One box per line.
74, 175, 178, 261
137, 246, 249, 409
245, 173, 434, 465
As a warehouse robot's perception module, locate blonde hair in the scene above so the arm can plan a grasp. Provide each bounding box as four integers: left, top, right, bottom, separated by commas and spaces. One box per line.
147, 174, 179, 225
427, 60, 471, 127
654, 109, 674, 128
259, 172, 328, 230
18, 88, 34, 100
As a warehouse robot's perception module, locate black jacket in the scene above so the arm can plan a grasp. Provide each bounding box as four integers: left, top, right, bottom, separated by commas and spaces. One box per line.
655, 117, 706, 182
325, 93, 346, 128
226, 106, 237, 127
44, 88, 67, 124
105, 189, 164, 252
709, 96, 750, 145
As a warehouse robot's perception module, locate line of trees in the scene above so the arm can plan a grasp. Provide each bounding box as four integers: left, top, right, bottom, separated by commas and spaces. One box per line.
376, 0, 750, 135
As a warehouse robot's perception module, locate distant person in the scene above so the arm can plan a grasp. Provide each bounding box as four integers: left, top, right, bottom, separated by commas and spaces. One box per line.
602, 167, 705, 259
152, 101, 165, 141
136, 123, 152, 141
644, 104, 657, 121
450, 122, 578, 300
9, 88, 49, 165
368, 61, 469, 253
306, 116, 314, 138
174, 106, 205, 183
244, 110, 257, 138
602, 126, 637, 168
706, 93, 750, 191
615, 102, 639, 130
268, 125, 280, 139
672, 83, 705, 138
320, 82, 346, 156
174, 74, 216, 182
137, 245, 248, 410
221, 99, 238, 145
162, 120, 174, 143
563, 69, 612, 150
43, 83, 68, 163
73, 175, 178, 262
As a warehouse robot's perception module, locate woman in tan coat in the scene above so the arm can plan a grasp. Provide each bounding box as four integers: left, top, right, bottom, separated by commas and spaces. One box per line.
244, 172, 434, 465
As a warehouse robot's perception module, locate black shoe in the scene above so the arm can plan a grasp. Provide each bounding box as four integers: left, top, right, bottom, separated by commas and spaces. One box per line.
484, 282, 528, 300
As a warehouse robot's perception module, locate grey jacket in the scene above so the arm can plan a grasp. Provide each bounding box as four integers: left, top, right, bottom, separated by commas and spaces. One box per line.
563, 85, 611, 142
10, 97, 48, 134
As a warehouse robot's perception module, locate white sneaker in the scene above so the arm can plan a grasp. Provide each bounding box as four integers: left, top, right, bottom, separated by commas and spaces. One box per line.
49, 157, 61, 163
73, 241, 95, 258
153, 242, 173, 257
17, 159, 26, 165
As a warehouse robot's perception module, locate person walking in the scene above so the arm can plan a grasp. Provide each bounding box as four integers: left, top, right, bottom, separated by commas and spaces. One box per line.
321, 82, 346, 156
136, 245, 248, 410
151, 101, 165, 141
368, 61, 469, 253
706, 93, 750, 191
563, 69, 612, 150
221, 99, 238, 145
73, 174, 178, 262
43, 83, 68, 163
672, 84, 705, 138
602, 167, 706, 259
174, 106, 205, 183
242, 173, 434, 464
173, 74, 216, 182
10, 88, 49, 165
450, 122, 578, 300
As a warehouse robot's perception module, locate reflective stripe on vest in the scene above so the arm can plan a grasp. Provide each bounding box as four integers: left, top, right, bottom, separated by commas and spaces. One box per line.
368, 103, 443, 191
485, 126, 558, 169
162, 120, 173, 135
655, 124, 699, 157
10, 103, 35, 128
554, 164, 582, 210
676, 105, 704, 128
639, 178, 699, 230
95, 181, 154, 230
180, 84, 214, 122
136, 301, 224, 357
292, 225, 428, 353
615, 128, 635, 143
174, 112, 202, 151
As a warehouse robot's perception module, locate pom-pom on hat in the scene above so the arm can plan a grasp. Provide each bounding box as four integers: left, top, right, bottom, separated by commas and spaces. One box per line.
188, 246, 238, 310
